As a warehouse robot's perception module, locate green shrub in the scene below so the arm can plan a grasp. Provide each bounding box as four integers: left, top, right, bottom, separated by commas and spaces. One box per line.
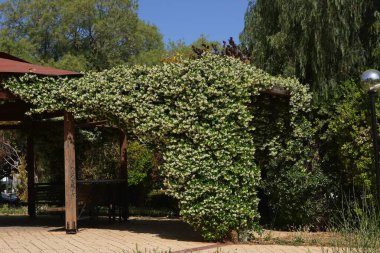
318, 80, 377, 200
146, 190, 178, 212
0, 205, 27, 215
127, 141, 153, 187
15, 156, 28, 202
263, 165, 330, 228
252, 93, 330, 228
76, 129, 119, 180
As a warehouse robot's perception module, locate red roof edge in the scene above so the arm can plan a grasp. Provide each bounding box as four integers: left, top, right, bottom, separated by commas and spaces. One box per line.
0, 52, 82, 77
0, 52, 30, 63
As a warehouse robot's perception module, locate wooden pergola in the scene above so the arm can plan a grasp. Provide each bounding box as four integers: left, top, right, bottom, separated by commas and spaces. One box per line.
0, 52, 128, 234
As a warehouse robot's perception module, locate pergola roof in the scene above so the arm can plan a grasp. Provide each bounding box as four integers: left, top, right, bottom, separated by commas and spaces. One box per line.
0, 52, 81, 76
0, 52, 82, 122
0, 53, 124, 234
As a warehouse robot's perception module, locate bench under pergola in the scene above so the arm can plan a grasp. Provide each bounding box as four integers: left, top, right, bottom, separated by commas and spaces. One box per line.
0, 52, 129, 234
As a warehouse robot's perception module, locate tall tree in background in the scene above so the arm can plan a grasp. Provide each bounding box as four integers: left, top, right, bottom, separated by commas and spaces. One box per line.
163, 35, 221, 62
241, 0, 380, 227
0, 0, 164, 71
241, 0, 379, 98
372, 10, 380, 66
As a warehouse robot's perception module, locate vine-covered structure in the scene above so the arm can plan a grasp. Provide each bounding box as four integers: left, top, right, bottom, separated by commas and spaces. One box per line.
0, 52, 129, 234
2, 53, 312, 240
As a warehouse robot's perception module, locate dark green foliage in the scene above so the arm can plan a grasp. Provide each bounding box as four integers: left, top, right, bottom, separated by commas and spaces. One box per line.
33, 127, 120, 182
263, 165, 330, 228
145, 190, 179, 213
317, 81, 377, 200
76, 129, 120, 180
33, 127, 64, 183
241, 0, 380, 229
126, 140, 156, 209
252, 94, 330, 228
371, 10, 380, 68
123, 141, 178, 216
241, 0, 379, 98
127, 141, 153, 187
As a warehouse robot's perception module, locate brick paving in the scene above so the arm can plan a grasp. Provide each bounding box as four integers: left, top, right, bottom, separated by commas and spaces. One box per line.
0, 215, 326, 253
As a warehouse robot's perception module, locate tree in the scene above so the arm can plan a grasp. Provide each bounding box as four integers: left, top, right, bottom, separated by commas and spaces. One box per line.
372, 10, 380, 68
0, 0, 164, 70
163, 35, 221, 63
240, 0, 379, 98
0, 136, 20, 179
127, 21, 166, 66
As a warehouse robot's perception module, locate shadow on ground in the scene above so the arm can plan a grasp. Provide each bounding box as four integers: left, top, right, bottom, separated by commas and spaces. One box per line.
0, 215, 204, 242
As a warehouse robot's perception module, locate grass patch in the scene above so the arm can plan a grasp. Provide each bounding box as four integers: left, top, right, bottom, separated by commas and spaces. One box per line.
250, 229, 336, 246
322, 196, 380, 253
0, 204, 27, 215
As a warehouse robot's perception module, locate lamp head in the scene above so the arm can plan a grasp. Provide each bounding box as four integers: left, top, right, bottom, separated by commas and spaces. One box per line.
361, 69, 380, 92
361, 69, 380, 82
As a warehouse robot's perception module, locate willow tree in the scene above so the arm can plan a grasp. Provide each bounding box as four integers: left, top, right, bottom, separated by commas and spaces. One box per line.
372, 10, 380, 67
240, 0, 379, 98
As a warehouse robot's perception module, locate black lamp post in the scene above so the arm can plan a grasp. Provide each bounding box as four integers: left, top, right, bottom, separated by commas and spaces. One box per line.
361, 69, 380, 207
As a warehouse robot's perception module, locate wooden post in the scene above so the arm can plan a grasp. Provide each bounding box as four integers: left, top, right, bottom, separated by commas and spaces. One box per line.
64, 111, 77, 234
119, 131, 129, 221
26, 127, 35, 217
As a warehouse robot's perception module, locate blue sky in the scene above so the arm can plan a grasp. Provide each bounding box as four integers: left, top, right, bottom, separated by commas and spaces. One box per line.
0, 0, 249, 45
137, 0, 249, 45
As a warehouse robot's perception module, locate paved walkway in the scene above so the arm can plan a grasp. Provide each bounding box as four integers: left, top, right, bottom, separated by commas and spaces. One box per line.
0, 215, 326, 253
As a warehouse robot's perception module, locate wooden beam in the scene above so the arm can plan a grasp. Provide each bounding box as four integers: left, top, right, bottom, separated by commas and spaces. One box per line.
0, 121, 62, 130
0, 120, 113, 130
26, 124, 35, 217
0, 99, 62, 121
32, 121, 63, 129
0, 90, 19, 100
76, 120, 108, 128
262, 87, 290, 97
0, 115, 26, 121
32, 110, 64, 120
0, 124, 22, 130
0, 101, 29, 121
64, 111, 77, 234
119, 131, 129, 221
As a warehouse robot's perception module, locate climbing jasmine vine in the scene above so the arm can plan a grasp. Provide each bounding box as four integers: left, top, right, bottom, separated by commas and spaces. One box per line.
4, 54, 311, 241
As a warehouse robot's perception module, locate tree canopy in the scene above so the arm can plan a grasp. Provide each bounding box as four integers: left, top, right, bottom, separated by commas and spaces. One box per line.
240, 0, 380, 98
0, 0, 164, 71
240, 0, 380, 227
